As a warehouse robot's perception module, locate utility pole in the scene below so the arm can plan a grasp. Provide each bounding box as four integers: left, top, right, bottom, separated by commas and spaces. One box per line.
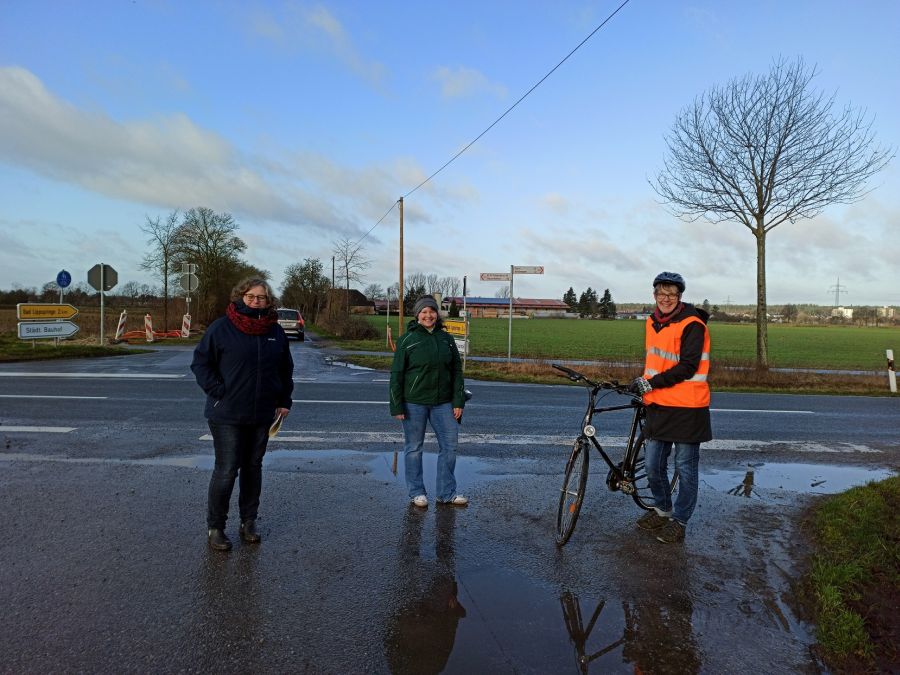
398, 197, 404, 336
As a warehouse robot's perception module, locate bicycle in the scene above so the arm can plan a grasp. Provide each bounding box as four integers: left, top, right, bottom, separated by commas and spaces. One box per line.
552, 364, 679, 546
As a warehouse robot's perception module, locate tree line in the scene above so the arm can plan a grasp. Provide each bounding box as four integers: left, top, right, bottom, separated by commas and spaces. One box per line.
562, 287, 617, 319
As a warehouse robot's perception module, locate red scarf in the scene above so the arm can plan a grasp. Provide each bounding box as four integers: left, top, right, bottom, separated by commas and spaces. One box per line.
226, 302, 278, 335
653, 302, 685, 326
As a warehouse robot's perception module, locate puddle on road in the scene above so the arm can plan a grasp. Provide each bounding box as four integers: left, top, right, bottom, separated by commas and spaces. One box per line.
116, 449, 534, 487
387, 565, 725, 673
703, 462, 894, 498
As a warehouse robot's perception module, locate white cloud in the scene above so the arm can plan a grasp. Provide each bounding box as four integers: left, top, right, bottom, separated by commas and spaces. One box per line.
0, 66, 398, 240
430, 65, 507, 100
247, 4, 386, 90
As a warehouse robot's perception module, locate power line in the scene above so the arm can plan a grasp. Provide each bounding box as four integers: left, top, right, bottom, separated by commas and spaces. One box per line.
403, 0, 631, 200
355, 0, 632, 245
355, 201, 399, 245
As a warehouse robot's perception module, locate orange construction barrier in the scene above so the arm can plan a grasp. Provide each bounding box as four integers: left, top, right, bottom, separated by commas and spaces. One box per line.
114, 313, 185, 343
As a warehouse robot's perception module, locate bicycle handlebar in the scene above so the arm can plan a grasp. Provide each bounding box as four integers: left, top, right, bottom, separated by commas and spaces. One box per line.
551, 363, 639, 400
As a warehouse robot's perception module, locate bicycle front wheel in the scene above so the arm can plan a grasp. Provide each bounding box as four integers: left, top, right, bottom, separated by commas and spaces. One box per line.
556, 437, 590, 547
629, 435, 679, 510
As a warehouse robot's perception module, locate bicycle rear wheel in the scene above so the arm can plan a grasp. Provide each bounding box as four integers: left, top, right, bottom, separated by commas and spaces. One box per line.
556, 437, 589, 547
629, 435, 679, 510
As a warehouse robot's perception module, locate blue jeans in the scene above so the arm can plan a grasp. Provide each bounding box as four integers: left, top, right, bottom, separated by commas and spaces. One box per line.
401, 402, 458, 502
207, 421, 270, 529
644, 439, 700, 525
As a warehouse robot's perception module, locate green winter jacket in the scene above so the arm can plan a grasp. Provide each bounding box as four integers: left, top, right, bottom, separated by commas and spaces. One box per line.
389, 320, 466, 416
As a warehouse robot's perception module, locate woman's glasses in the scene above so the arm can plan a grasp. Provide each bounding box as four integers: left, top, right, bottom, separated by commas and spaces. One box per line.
654, 292, 679, 300
244, 293, 269, 303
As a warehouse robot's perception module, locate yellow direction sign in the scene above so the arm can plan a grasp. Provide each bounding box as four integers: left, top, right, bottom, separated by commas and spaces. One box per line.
17, 303, 80, 320
443, 320, 467, 337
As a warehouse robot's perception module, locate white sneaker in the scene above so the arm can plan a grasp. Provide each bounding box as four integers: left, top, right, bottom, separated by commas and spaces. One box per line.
441, 495, 468, 506
411, 495, 428, 508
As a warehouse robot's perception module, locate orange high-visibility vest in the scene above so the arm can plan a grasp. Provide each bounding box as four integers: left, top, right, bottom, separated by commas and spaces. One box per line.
642, 315, 710, 408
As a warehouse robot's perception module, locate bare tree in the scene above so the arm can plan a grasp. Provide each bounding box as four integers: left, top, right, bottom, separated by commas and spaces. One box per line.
443, 276, 461, 298
119, 280, 142, 306
495, 285, 511, 299
425, 274, 440, 295
173, 208, 250, 323
363, 283, 385, 300
140, 210, 180, 331
652, 57, 892, 368
332, 237, 371, 314
405, 272, 427, 293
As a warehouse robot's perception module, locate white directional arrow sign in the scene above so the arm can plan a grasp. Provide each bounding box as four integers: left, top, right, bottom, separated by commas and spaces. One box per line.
512, 265, 544, 274
18, 321, 80, 339
480, 272, 511, 281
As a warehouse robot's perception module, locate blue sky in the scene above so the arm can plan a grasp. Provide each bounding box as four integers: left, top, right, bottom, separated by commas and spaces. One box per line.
1, 1, 898, 306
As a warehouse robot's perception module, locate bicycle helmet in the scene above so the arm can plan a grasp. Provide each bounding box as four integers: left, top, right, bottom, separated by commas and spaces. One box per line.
653, 271, 685, 293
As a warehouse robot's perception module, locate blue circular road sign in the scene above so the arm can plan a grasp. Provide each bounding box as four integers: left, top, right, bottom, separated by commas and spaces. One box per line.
57, 270, 72, 288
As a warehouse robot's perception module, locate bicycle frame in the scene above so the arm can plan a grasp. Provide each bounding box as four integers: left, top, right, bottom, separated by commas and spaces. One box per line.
580, 392, 645, 494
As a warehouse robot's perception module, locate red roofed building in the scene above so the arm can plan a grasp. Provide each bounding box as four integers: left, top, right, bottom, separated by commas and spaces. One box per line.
441, 297, 573, 318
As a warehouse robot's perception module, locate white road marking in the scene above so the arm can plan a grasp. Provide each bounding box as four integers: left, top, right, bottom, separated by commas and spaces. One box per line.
292, 400, 387, 404
0, 372, 184, 379
197, 431, 883, 453
372, 379, 390, 382
2, 426, 77, 433
295, 378, 317, 382
712, 408, 814, 414
0, 394, 107, 400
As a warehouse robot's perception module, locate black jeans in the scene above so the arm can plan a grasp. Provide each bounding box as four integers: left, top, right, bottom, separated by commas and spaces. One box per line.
206, 421, 270, 529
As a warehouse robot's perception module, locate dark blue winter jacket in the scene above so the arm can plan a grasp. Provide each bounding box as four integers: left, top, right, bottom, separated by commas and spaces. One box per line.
190, 311, 294, 425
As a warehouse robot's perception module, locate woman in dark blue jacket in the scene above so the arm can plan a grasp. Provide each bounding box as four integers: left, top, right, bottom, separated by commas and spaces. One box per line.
191, 278, 294, 551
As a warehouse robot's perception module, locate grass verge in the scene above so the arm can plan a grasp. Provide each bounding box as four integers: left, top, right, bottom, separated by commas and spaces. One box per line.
333, 353, 889, 394
0, 334, 151, 362
797, 476, 899, 672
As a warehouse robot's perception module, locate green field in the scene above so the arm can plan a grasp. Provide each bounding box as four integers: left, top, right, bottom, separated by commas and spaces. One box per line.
364, 316, 898, 371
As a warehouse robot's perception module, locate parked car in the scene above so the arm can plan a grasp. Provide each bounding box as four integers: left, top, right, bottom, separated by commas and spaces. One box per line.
277, 308, 305, 341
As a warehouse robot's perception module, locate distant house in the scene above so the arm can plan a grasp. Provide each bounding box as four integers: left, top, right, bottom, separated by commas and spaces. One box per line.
328, 289, 374, 315
831, 306, 853, 319
441, 296, 572, 318
616, 311, 652, 320
373, 299, 400, 315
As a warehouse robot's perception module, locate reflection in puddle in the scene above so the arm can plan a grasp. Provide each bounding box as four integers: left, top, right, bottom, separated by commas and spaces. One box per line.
153, 449, 537, 487
0, 448, 539, 485
559, 591, 701, 674
703, 462, 893, 497
387, 561, 706, 674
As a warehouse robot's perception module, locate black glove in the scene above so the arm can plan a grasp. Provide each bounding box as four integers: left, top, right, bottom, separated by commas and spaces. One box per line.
629, 377, 652, 395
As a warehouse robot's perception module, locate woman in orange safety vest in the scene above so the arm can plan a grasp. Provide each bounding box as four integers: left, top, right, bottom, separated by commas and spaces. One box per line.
628, 272, 712, 544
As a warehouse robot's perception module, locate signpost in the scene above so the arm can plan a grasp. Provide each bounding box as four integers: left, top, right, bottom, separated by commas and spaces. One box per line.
180, 263, 199, 329
480, 265, 544, 361
17, 303, 81, 345
180, 273, 199, 293
87, 263, 118, 292
512, 266, 544, 274
56, 270, 71, 304
18, 321, 80, 340
443, 319, 469, 367
88, 263, 118, 344
17, 304, 79, 320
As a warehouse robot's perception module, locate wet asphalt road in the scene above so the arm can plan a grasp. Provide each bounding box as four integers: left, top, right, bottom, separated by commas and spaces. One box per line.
0, 338, 897, 674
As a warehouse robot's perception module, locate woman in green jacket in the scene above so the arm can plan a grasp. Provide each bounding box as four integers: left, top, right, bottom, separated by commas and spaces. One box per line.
390, 296, 467, 508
